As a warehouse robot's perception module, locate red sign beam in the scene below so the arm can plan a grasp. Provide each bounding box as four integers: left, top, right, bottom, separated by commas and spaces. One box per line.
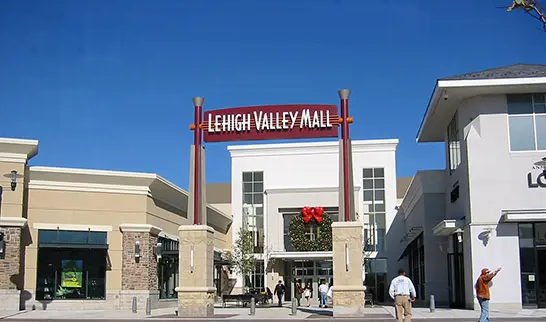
203, 104, 339, 143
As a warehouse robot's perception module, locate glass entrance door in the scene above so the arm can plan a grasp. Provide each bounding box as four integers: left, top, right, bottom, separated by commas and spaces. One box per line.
537, 248, 546, 308
447, 253, 465, 308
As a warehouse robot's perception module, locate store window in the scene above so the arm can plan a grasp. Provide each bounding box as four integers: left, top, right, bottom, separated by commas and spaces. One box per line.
247, 261, 264, 291
35, 230, 108, 300
157, 237, 179, 299
447, 112, 461, 174
242, 171, 264, 253
508, 93, 546, 151
364, 258, 387, 303
363, 168, 386, 252
408, 234, 425, 300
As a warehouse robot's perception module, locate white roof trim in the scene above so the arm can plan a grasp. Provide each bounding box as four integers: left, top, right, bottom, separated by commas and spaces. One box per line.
33, 223, 113, 232
29, 166, 156, 179
0, 138, 39, 162
28, 180, 152, 195
501, 209, 546, 223
269, 251, 332, 259
438, 77, 546, 89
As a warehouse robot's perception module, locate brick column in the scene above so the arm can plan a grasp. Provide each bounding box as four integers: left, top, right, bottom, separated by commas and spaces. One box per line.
0, 217, 27, 311
331, 221, 366, 317
119, 224, 161, 311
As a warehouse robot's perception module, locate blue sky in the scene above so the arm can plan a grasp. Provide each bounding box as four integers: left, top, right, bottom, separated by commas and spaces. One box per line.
1, 0, 545, 188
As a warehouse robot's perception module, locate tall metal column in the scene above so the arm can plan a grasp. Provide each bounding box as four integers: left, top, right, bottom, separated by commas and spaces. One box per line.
338, 89, 353, 222
191, 97, 204, 225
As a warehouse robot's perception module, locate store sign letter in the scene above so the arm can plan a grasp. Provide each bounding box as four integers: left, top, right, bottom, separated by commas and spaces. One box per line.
203, 104, 339, 143
528, 172, 546, 188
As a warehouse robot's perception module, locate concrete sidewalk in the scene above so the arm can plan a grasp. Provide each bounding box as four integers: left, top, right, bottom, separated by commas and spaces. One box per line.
3, 305, 546, 320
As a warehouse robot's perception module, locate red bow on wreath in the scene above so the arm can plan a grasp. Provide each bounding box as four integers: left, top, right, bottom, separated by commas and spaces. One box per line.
302, 206, 325, 224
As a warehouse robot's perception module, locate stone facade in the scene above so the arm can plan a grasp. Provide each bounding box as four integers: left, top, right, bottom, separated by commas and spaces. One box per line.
121, 231, 158, 291
0, 227, 22, 290
331, 221, 366, 317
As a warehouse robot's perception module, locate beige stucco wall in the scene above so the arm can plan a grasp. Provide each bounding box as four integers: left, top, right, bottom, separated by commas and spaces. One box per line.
24, 188, 148, 297
0, 161, 27, 219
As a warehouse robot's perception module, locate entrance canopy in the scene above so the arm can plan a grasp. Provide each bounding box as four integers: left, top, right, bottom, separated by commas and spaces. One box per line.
432, 219, 464, 236
501, 209, 546, 223
268, 251, 332, 260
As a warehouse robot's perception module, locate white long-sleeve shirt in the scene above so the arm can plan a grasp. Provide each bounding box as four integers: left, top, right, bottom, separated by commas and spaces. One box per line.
318, 284, 329, 294
388, 275, 416, 299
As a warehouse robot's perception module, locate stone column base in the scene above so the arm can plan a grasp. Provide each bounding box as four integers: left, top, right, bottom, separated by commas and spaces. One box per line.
0, 290, 20, 311
176, 287, 215, 317
119, 290, 160, 311
332, 285, 366, 317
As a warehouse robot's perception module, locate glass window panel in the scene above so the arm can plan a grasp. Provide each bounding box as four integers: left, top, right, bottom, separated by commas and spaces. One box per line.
39, 230, 58, 244
243, 193, 253, 204
507, 94, 533, 114
88, 232, 107, 245
535, 115, 546, 150
368, 204, 374, 212
374, 179, 385, 189
253, 182, 264, 193
59, 231, 87, 244
375, 213, 386, 229
534, 94, 546, 104
374, 203, 385, 212
363, 179, 373, 189
256, 216, 264, 229
253, 193, 263, 204
377, 230, 386, 251
243, 172, 253, 182
253, 172, 263, 182
519, 224, 534, 238
535, 223, 546, 245
373, 168, 384, 177
363, 191, 373, 201
375, 189, 385, 202
363, 168, 373, 178
535, 104, 546, 114
509, 116, 536, 151
520, 248, 536, 273
243, 183, 253, 193
255, 206, 264, 216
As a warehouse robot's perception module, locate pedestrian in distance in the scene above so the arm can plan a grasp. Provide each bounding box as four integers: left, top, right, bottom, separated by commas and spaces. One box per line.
273, 280, 285, 307
303, 282, 312, 307
389, 268, 416, 322
294, 279, 303, 306
476, 267, 502, 322
318, 279, 329, 308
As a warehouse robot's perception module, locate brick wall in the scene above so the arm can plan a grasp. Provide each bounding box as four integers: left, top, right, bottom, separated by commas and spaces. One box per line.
121, 231, 158, 291
0, 227, 22, 290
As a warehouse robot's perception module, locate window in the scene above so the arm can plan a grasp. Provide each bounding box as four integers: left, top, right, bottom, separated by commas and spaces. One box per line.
363, 168, 386, 252
242, 171, 264, 253
247, 261, 264, 291
447, 112, 461, 174
508, 94, 546, 151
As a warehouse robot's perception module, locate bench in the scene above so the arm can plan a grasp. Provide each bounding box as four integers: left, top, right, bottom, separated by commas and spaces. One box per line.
222, 294, 266, 307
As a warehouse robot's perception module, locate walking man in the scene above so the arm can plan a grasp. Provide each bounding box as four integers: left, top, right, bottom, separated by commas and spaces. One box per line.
389, 268, 416, 322
476, 267, 502, 322
274, 280, 285, 307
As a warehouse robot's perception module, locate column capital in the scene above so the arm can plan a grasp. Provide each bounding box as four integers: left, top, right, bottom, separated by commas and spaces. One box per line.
0, 217, 27, 228
119, 223, 161, 236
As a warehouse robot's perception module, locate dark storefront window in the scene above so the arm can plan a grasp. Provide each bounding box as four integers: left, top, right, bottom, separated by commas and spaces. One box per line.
157, 237, 179, 299
36, 230, 108, 301
517, 223, 546, 308
408, 234, 425, 300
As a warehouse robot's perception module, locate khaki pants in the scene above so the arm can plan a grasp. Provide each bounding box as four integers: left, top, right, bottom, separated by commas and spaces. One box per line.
394, 295, 412, 322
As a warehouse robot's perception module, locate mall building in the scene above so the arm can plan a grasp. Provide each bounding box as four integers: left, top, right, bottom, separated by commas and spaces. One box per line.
388, 64, 546, 310
0, 138, 233, 311
227, 139, 399, 303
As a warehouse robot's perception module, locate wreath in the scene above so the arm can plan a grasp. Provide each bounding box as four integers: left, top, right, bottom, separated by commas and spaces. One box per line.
288, 206, 333, 252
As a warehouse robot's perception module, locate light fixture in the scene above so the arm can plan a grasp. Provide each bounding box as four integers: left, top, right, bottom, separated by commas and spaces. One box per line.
135, 241, 141, 259
0, 232, 5, 259
190, 245, 195, 273
154, 242, 162, 263
10, 170, 18, 191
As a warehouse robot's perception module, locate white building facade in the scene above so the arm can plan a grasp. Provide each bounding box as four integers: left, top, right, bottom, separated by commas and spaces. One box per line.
228, 139, 398, 303
390, 64, 546, 310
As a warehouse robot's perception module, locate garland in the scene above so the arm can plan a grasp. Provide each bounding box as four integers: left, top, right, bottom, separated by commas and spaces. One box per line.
288, 206, 333, 252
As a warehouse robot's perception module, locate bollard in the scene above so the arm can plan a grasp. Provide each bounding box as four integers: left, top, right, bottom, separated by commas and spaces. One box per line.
132, 296, 137, 313
249, 297, 256, 316
290, 298, 297, 316
146, 297, 151, 315
429, 294, 435, 313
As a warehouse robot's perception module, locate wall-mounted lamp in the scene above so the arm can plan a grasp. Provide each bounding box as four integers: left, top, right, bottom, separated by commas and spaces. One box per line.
0, 232, 5, 259
135, 241, 141, 259
478, 228, 494, 247
345, 243, 349, 272
154, 242, 162, 263
190, 245, 195, 273
10, 170, 17, 191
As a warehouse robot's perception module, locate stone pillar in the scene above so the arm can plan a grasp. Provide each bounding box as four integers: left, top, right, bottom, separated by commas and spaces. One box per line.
119, 224, 161, 310
176, 225, 215, 317
0, 217, 27, 311
331, 221, 365, 317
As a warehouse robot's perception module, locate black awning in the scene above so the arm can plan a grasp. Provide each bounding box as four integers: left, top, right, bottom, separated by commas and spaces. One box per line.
38, 229, 108, 249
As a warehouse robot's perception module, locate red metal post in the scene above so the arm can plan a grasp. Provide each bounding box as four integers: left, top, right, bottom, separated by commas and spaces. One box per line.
193, 97, 204, 225
339, 90, 351, 222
